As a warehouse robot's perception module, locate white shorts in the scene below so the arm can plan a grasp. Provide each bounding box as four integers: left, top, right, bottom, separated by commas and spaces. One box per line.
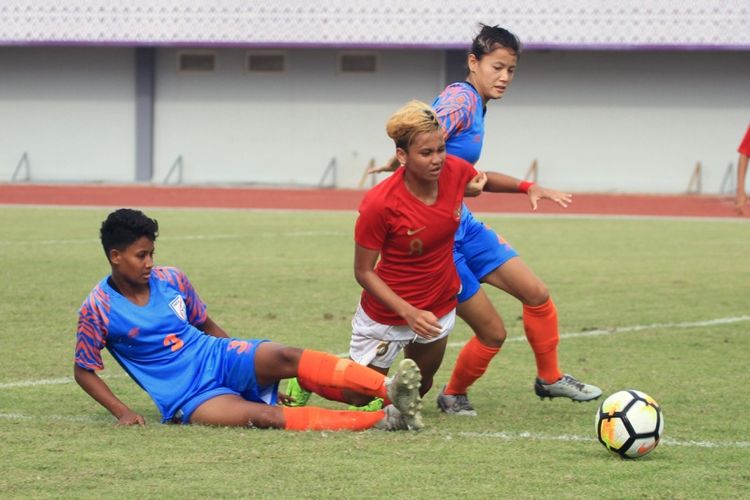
349, 303, 456, 369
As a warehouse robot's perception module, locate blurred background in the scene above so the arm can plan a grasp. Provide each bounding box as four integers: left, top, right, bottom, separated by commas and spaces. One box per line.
1, 0, 748, 193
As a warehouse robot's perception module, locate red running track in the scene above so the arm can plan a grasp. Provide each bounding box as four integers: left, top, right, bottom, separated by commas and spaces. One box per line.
0, 183, 746, 218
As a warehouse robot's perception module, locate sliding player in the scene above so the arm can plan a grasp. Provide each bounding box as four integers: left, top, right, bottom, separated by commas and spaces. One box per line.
74, 208, 423, 431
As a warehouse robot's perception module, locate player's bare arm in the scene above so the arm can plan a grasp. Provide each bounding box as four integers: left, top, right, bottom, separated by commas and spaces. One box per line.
482, 171, 572, 210
73, 364, 145, 426
198, 315, 230, 338
354, 244, 442, 338
367, 156, 400, 175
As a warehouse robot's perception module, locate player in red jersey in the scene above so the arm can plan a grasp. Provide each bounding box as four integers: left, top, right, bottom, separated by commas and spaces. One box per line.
735, 124, 750, 215
285, 98, 586, 410
291, 101, 516, 409
368, 25, 601, 417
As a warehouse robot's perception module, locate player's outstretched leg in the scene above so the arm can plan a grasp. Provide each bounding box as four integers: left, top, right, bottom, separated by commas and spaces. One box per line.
524, 299, 601, 402
192, 394, 420, 431
282, 405, 422, 431
534, 374, 602, 402
384, 358, 423, 430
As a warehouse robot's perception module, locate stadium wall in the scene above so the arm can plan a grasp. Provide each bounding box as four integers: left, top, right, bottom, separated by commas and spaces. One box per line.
1, 45, 748, 193
0, 47, 136, 183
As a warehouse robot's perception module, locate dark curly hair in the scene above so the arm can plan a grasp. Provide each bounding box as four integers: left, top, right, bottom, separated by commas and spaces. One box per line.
100, 208, 159, 260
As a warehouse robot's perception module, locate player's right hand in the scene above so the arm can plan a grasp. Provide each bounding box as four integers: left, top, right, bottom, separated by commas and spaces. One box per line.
736, 194, 747, 215
406, 309, 443, 339
116, 410, 146, 426
464, 171, 487, 197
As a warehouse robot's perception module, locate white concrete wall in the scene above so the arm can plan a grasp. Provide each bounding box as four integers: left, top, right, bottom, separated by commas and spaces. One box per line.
0, 47, 135, 182
153, 48, 444, 187
1, 46, 748, 193
481, 50, 750, 194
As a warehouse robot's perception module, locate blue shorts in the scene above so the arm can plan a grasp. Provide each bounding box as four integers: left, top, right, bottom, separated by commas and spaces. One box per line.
455, 206, 518, 303
172, 338, 279, 424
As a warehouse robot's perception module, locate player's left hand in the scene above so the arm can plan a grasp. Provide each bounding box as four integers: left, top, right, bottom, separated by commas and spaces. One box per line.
277, 392, 294, 406
116, 410, 146, 426
527, 185, 572, 211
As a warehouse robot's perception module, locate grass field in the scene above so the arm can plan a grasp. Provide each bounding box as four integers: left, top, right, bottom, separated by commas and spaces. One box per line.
1, 206, 749, 499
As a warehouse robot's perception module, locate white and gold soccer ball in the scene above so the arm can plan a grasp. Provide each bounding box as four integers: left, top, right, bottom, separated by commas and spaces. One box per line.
595, 389, 664, 459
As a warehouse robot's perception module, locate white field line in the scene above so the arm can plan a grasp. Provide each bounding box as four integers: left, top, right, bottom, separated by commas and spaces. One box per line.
0, 412, 102, 423
3, 315, 747, 390
333, 314, 750, 355
0, 410, 746, 449
455, 431, 750, 449
0, 373, 126, 390
0, 232, 347, 246
445, 315, 750, 349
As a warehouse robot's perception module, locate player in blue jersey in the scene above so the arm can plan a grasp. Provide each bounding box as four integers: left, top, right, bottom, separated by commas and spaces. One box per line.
371, 25, 601, 415
74, 208, 424, 431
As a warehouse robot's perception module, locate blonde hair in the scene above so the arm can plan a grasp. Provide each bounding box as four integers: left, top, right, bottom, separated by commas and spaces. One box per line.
385, 100, 441, 150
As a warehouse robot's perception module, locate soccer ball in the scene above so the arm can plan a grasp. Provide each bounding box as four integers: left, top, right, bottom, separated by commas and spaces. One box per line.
595, 389, 664, 459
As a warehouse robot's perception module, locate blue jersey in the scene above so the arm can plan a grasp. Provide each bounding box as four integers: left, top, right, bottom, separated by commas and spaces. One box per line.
432, 81, 486, 165
432, 81, 519, 302
75, 266, 273, 422
432, 81, 486, 243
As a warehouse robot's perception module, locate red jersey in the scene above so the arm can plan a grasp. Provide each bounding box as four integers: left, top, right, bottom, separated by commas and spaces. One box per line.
739, 125, 750, 156
355, 154, 478, 325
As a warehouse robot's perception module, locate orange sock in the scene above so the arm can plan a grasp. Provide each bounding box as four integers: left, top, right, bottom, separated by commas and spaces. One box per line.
445, 335, 500, 395
523, 298, 562, 383
282, 406, 385, 431
297, 379, 347, 403
297, 350, 387, 399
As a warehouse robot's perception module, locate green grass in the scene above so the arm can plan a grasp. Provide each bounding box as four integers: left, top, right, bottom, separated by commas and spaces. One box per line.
1, 206, 749, 499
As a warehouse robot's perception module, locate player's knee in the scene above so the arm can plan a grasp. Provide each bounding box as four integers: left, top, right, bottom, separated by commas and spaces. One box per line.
473, 317, 506, 347
523, 280, 550, 306
483, 327, 506, 348
273, 345, 304, 374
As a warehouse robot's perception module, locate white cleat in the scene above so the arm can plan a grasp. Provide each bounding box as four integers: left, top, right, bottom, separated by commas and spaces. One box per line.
384, 358, 424, 430
534, 374, 602, 402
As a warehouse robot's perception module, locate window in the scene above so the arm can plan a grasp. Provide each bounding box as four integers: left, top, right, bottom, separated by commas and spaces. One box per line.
339, 52, 378, 73
177, 51, 215, 73
246, 51, 286, 73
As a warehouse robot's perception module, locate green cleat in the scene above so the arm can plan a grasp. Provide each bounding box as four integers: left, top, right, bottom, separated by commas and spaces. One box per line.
347, 397, 384, 412
283, 377, 312, 407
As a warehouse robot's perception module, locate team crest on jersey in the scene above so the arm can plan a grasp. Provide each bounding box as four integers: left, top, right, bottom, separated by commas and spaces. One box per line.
375, 341, 390, 357
169, 295, 187, 321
